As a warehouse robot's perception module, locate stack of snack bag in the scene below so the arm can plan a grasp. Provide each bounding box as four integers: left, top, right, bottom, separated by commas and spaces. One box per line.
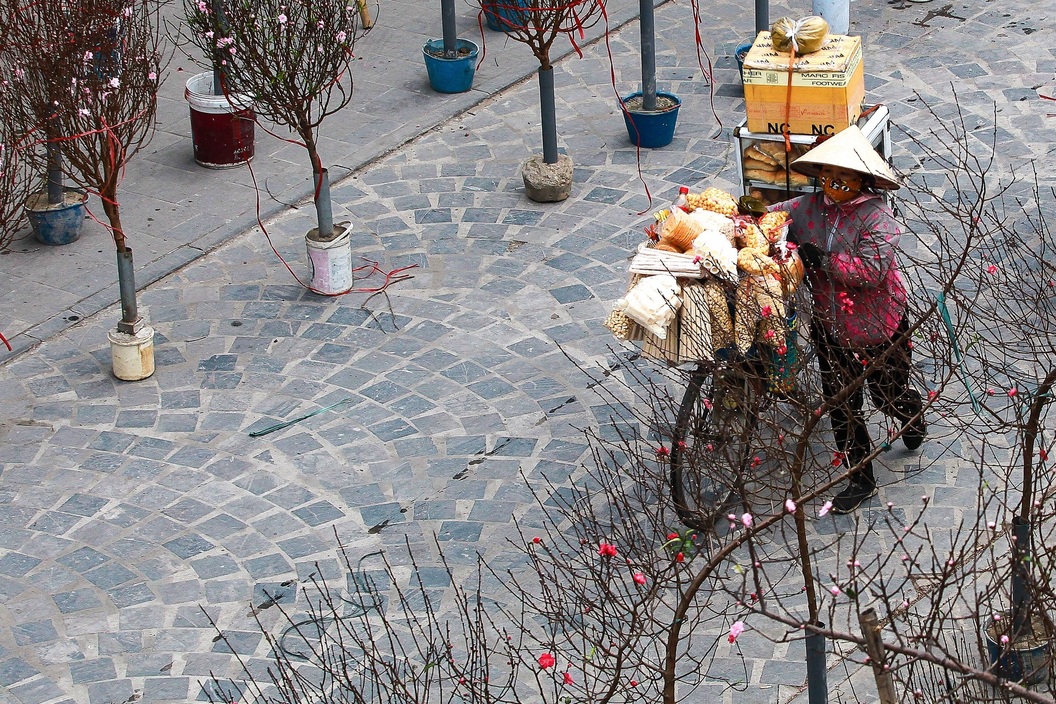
603, 187, 804, 364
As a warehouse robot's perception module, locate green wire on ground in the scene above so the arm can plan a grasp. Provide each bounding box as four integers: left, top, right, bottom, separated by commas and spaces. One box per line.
249, 397, 354, 437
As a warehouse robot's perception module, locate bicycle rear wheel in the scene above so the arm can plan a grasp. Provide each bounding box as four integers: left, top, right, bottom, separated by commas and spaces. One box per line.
669, 362, 761, 532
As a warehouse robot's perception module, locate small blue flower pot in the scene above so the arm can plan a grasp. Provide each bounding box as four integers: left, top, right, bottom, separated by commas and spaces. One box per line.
621, 91, 682, 149
984, 618, 1051, 685
735, 41, 754, 85
423, 38, 478, 94
26, 189, 88, 246
483, 0, 528, 31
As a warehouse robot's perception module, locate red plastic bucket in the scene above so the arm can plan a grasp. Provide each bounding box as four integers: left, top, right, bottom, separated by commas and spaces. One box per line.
185, 72, 255, 168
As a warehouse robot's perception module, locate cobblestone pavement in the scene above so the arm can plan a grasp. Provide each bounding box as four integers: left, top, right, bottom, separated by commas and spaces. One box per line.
1, 1, 1055, 703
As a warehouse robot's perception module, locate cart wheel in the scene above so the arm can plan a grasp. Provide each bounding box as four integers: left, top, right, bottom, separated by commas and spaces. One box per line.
669, 362, 761, 532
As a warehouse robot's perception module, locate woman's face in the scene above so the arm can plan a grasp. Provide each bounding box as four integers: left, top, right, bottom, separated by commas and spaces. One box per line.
819, 165, 864, 204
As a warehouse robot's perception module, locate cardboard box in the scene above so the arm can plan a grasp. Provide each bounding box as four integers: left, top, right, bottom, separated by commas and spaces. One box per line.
742, 32, 865, 136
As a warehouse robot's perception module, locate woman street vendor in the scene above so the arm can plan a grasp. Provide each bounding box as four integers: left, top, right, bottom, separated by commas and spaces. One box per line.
771, 125, 926, 514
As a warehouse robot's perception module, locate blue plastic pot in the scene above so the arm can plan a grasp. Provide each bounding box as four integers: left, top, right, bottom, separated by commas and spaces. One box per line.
423, 38, 478, 94
735, 41, 754, 84
984, 619, 1050, 684
483, 0, 529, 32
621, 91, 682, 148
25, 188, 88, 246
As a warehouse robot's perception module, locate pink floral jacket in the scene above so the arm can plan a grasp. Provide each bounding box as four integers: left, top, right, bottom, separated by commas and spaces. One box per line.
773, 192, 907, 347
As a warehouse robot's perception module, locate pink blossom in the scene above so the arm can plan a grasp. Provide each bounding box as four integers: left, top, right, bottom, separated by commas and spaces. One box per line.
598, 541, 618, 558
1009, 388, 1018, 397
336, 30, 348, 42
147, 72, 157, 81
986, 264, 997, 274
563, 671, 574, 684
1000, 635, 1010, 645
109, 77, 120, 88
632, 572, 646, 585
538, 652, 555, 669
728, 621, 745, 643
278, 13, 287, 24
831, 585, 841, 596
818, 500, 832, 517
741, 513, 753, 527
785, 499, 796, 513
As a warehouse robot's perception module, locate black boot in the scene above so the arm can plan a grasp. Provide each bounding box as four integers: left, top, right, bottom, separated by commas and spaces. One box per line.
831, 473, 878, 514
897, 389, 926, 451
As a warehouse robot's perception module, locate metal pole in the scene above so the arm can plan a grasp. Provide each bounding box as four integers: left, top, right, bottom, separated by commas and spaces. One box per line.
115, 248, 141, 334
441, 0, 457, 57
805, 625, 827, 704
212, 0, 227, 94
639, 0, 656, 111
812, 0, 848, 34
314, 168, 334, 239
46, 141, 63, 206
859, 608, 898, 704
755, 0, 769, 34
539, 67, 558, 164
1011, 516, 1032, 635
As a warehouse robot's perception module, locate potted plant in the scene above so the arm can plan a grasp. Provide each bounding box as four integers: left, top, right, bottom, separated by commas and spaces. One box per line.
41, 0, 165, 380
0, 86, 32, 253
981, 370, 1056, 683
178, 0, 255, 168
185, 0, 370, 295
620, 0, 681, 148
0, 0, 89, 246
473, 0, 606, 202
423, 0, 479, 94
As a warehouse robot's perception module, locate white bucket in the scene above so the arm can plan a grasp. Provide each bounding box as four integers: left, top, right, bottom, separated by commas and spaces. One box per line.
185, 72, 253, 113
108, 325, 155, 381
306, 222, 353, 295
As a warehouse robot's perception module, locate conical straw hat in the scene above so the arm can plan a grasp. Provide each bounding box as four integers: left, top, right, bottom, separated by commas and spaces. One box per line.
789, 125, 900, 190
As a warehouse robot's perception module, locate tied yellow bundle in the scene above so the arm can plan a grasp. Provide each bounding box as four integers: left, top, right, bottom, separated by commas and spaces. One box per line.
770, 16, 829, 54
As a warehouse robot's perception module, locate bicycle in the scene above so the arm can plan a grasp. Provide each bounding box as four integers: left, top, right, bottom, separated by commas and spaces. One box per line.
667, 283, 821, 533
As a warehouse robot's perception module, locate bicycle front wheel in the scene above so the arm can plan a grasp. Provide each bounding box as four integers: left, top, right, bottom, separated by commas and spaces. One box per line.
669, 363, 760, 531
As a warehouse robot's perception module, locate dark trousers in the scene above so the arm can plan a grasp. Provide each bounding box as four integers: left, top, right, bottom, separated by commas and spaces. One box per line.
811, 317, 921, 484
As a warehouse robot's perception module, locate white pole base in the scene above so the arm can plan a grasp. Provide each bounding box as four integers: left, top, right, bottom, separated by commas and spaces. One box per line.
109, 325, 156, 381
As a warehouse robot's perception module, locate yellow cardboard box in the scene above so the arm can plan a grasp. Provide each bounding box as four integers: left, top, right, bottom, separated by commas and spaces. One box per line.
742, 32, 865, 136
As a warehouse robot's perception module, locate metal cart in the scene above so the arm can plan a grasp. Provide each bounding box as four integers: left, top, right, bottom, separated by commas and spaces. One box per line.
732, 104, 892, 203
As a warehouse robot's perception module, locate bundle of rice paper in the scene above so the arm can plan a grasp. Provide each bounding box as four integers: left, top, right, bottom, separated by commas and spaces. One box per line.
770, 16, 829, 54
657, 209, 705, 253
615, 274, 681, 339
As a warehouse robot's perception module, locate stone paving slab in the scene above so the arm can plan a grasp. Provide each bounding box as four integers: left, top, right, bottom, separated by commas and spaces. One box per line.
0, 0, 1055, 703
